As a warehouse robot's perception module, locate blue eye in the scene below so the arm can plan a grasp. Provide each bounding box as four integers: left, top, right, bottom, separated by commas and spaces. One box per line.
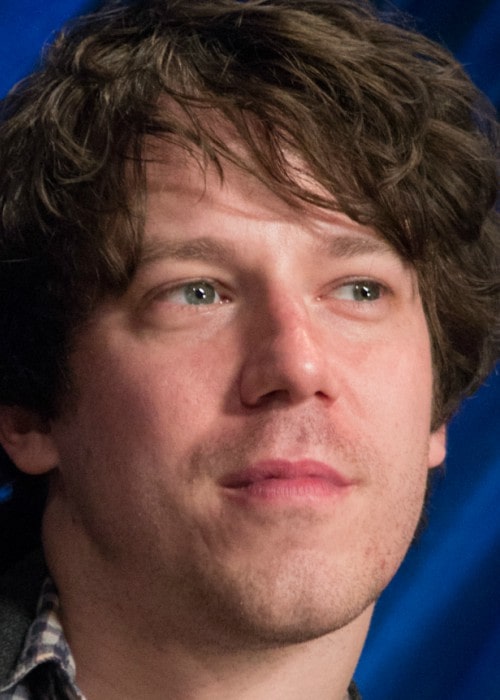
335, 280, 383, 302
168, 280, 222, 305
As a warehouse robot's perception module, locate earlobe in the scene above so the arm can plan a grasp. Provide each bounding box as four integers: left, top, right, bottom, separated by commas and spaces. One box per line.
428, 423, 447, 469
0, 406, 59, 475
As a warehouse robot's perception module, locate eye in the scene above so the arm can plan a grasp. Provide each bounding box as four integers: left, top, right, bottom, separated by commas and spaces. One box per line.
162, 280, 224, 306
333, 280, 384, 302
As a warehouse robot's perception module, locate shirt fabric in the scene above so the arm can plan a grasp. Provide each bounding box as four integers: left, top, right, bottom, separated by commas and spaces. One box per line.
0, 578, 82, 699
0, 570, 362, 699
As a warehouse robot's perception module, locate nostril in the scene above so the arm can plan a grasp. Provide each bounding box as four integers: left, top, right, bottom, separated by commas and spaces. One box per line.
253, 388, 291, 407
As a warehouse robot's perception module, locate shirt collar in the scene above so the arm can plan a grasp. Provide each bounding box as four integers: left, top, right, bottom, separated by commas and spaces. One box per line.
0, 576, 83, 698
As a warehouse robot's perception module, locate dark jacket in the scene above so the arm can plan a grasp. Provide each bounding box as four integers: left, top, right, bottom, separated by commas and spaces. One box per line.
0, 549, 47, 688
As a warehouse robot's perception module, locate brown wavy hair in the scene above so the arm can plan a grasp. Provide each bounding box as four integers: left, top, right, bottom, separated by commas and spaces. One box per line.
0, 0, 498, 427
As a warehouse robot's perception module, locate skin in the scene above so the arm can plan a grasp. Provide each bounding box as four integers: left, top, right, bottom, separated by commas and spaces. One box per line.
0, 143, 446, 699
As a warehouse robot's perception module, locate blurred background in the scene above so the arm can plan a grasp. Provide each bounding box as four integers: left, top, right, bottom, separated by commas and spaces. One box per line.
0, 1, 498, 698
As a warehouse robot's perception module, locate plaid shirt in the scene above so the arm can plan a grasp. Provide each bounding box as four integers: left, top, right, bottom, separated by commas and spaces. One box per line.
0, 578, 84, 700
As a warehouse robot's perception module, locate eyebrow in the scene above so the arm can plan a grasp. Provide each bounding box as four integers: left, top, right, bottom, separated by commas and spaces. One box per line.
314, 234, 395, 259
139, 237, 238, 267
139, 232, 396, 268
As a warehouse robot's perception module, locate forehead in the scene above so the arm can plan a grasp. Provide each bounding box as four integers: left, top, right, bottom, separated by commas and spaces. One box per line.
143, 133, 291, 217
140, 135, 394, 257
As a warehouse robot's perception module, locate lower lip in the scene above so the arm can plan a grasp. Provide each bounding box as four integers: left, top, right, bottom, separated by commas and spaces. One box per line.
223, 476, 348, 504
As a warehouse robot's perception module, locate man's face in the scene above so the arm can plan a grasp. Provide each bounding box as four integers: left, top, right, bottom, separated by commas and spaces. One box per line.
44, 143, 445, 648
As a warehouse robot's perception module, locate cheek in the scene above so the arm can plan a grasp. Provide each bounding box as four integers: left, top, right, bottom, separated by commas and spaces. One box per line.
50, 346, 220, 562
52, 325, 238, 540
345, 338, 433, 436
340, 324, 434, 521
74, 334, 230, 444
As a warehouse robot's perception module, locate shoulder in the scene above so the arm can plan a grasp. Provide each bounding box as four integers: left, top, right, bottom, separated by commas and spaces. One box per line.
0, 549, 47, 686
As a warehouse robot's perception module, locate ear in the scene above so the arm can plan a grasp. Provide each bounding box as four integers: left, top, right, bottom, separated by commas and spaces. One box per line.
0, 406, 59, 475
428, 423, 446, 469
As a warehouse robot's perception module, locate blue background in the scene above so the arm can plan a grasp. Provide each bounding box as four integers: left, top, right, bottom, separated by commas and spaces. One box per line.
0, 2, 498, 698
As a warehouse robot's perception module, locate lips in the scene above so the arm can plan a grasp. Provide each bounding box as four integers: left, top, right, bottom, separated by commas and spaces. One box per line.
220, 459, 353, 502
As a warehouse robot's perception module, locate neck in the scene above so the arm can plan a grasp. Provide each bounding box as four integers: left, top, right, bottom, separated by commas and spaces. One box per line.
43, 496, 372, 700
49, 550, 371, 700
62, 597, 370, 700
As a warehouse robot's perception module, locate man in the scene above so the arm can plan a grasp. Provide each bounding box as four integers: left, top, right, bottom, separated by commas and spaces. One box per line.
0, 0, 498, 698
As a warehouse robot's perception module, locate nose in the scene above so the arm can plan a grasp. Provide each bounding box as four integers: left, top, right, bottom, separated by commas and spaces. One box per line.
238, 294, 336, 408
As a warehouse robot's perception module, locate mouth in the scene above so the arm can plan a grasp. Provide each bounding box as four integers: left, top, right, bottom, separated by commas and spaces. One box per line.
219, 459, 354, 504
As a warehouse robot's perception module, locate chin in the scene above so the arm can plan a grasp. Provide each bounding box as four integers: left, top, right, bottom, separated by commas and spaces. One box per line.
182, 553, 384, 652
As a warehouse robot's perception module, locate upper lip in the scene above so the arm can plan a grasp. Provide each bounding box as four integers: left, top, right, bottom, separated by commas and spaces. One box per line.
219, 459, 354, 489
